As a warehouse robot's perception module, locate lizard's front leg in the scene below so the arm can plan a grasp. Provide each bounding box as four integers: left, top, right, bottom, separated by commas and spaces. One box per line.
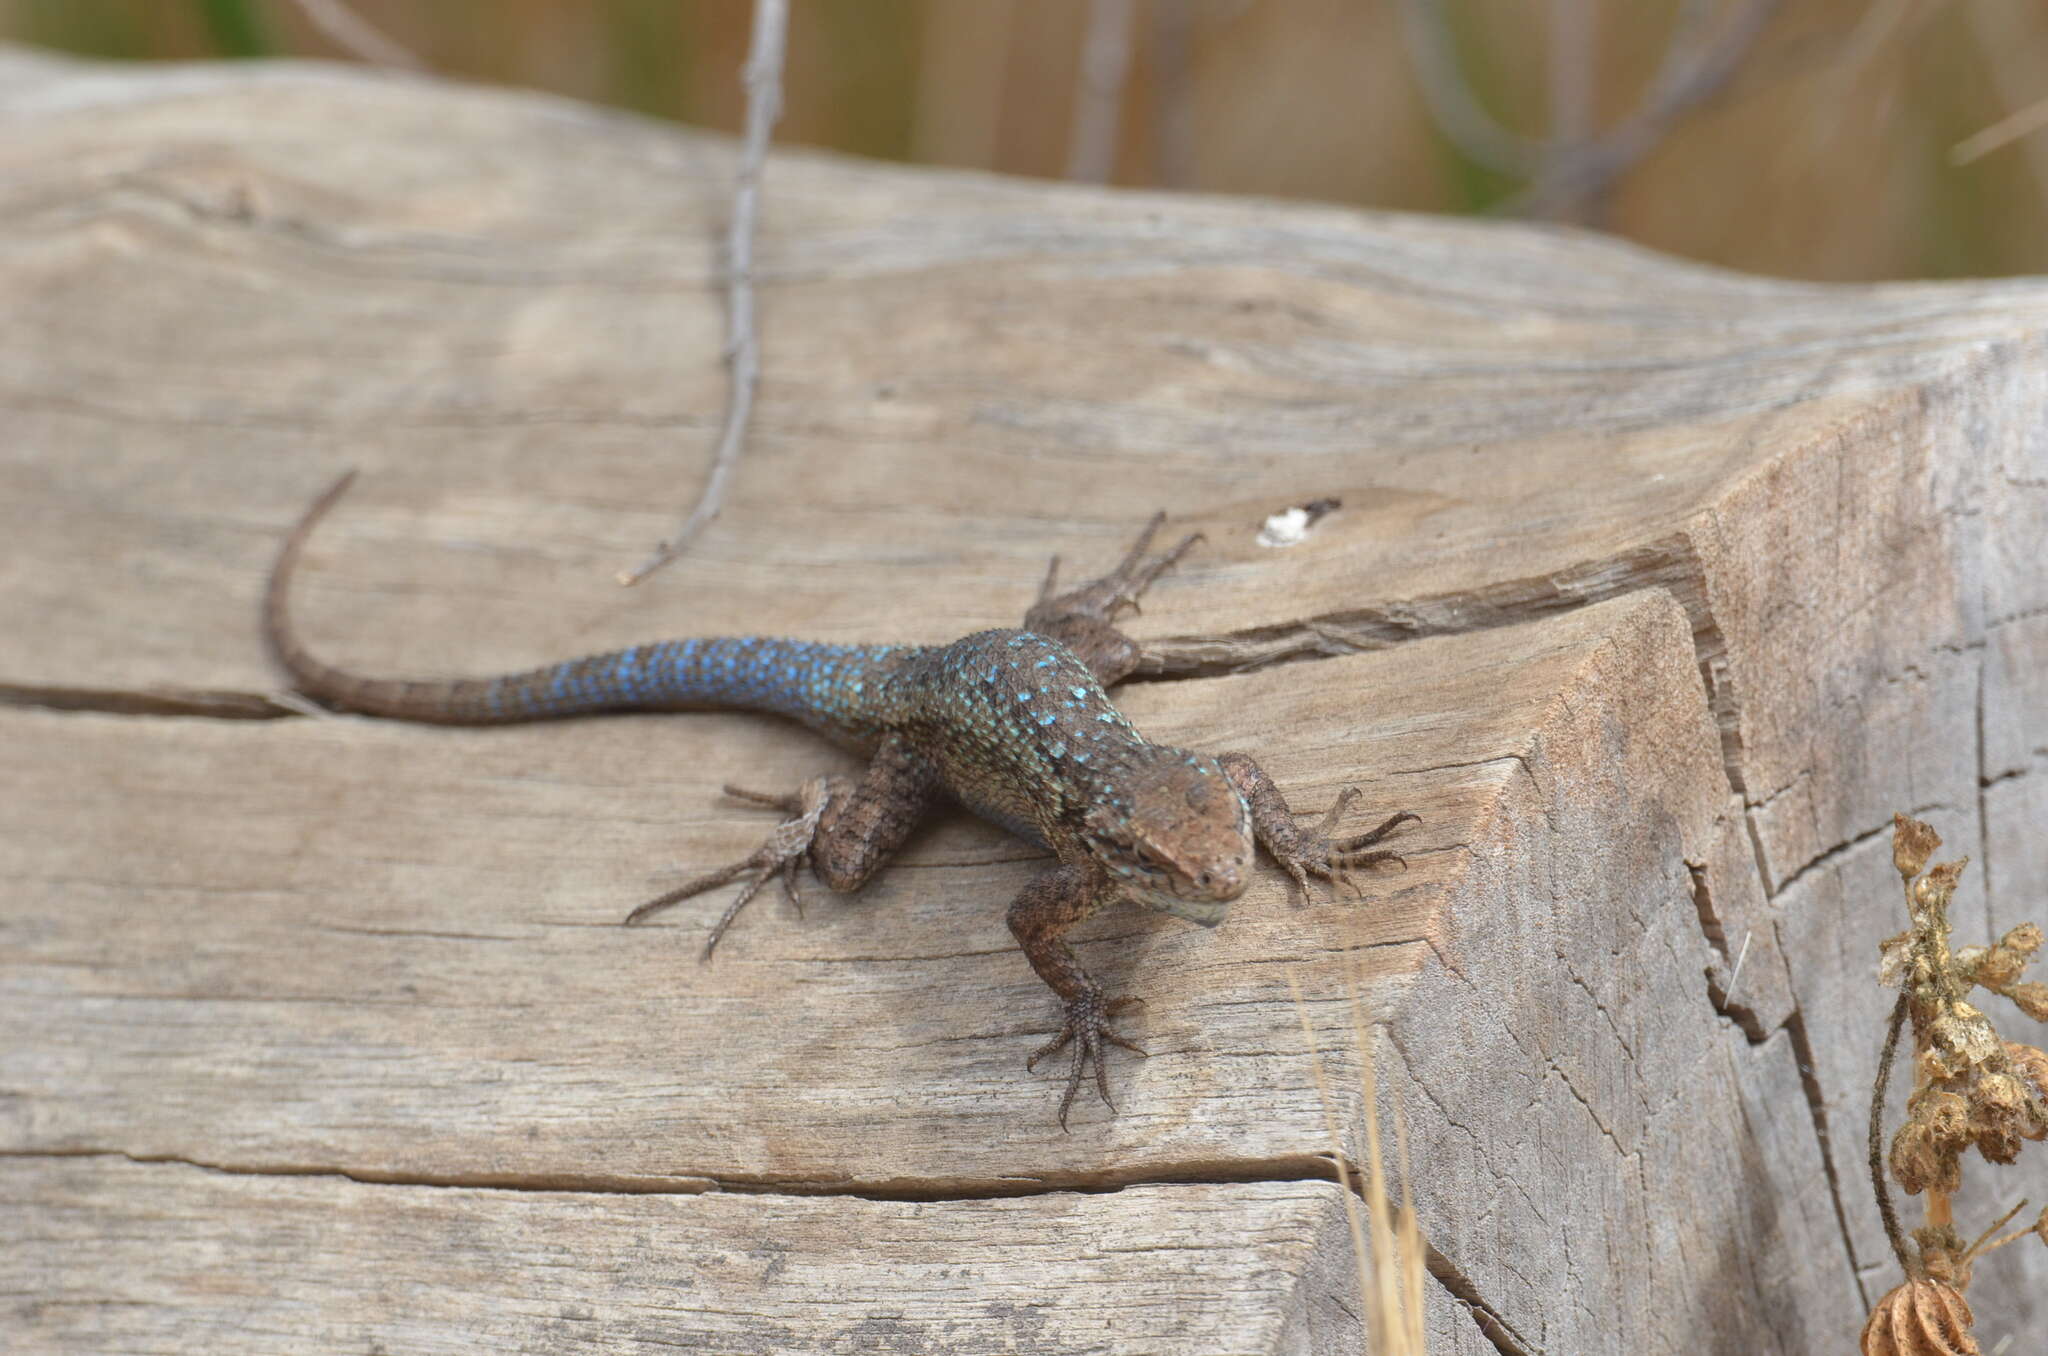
1218, 751, 1418, 899
626, 735, 936, 957
1007, 863, 1145, 1129
1022, 512, 1202, 686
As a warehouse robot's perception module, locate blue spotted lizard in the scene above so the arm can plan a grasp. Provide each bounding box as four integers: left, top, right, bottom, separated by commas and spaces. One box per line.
266, 473, 1417, 1125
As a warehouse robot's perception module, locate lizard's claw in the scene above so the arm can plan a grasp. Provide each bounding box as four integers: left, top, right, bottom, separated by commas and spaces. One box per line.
624, 778, 832, 959
1028, 992, 1147, 1130
1030, 511, 1203, 626
1271, 789, 1419, 901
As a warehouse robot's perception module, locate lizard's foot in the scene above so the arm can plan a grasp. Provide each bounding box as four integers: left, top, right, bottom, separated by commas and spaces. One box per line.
1269, 788, 1419, 901
624, 778, 832, 959
1027, 511, 1203, 628
1027, 991, 1147, 1130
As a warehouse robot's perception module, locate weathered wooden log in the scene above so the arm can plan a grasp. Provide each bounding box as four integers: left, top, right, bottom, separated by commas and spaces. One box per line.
3, 46, 2045, 1352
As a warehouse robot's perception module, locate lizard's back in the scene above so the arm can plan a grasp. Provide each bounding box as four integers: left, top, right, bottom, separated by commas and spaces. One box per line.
881, 628, 1149, 843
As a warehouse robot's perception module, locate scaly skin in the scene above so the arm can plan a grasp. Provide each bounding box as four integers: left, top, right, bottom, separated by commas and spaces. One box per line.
267, 474, 1418, 1126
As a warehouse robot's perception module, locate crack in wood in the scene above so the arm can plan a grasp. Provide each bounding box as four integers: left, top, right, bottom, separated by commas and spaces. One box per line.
1423, 1241, 1542, 1356
7, 1143, 1536, 1354
1781, 1007, 1871, 1313
0, 682, 291, 719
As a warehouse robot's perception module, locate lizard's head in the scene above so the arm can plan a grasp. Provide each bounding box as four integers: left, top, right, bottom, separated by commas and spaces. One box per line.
1082, 751, 1253, 927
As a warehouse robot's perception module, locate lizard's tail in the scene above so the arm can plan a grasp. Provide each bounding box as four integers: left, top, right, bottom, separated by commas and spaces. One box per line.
264, 470, 524, 724
265, 474, 905, 729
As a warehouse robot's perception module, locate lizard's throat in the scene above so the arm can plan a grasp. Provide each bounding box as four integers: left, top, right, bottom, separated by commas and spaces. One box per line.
1122, 882, 1233, 928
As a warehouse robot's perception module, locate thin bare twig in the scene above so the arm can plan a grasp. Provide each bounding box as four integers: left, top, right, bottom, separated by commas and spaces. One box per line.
1962, 1198, 2030, 1263
620, 0, 788, 587
1951, 93, 2048, 168
1067, 0, 1138, 183
1959, 1, 2048, 225
1516, 0, 1784, 219
287, 0, 425, 70
1149, 0, 1197, 188
1400, 0, 1781, 219
1778, 0, 1912, 182
1871, 991, 1915, 1278
1394, 0, 1542, 176
1546, 0, 1596, 149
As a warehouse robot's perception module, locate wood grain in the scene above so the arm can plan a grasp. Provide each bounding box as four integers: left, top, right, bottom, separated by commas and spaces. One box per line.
3, 45, 2045, 1351
4, 1158, 1388, 1354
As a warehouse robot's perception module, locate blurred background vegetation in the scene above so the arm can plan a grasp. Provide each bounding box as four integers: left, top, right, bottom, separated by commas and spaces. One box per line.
4, 0, 2044, 282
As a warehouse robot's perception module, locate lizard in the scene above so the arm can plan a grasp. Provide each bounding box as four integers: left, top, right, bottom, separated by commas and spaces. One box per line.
265, 472, 1418, 1126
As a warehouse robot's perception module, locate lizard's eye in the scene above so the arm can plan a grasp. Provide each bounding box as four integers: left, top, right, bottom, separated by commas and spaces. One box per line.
1129, 845, 1171, 878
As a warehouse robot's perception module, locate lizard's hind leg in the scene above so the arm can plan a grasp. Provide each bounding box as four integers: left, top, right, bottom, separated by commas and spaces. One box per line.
624, 778, 835, 958
1023, 513, 1203, 686
625, 736, 937, 958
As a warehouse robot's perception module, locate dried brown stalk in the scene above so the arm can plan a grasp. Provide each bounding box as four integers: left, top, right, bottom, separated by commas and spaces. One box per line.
1861, 814, 2048, 1354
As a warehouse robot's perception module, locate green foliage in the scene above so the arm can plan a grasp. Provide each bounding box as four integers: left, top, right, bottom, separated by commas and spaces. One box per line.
196, 0, 267, 57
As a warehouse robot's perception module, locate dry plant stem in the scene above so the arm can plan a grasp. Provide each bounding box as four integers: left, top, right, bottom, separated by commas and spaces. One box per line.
1399, 0, 1781, 221
1974, 1219, 2042, 1261
1393, 0, 1542, 176
1873, 990, 1917, 1278
1516, 0, 1784, 218
287, 0, 425, 70
1148, 0, 1196, 188
1288, 965, 1429, 1353
1951, 92, 2048, 167
1959, 2, 2048, 223
1392, 1094, 1428, 1352
619, 0, 788, 588
1347, 956, 1424, 1353
1963, 1198, 2028, 1262
1286, 971, 1371, 1287
1067, 0, 1138, 183
1785, 0, 1909, 169
1546, 0, 1596, 149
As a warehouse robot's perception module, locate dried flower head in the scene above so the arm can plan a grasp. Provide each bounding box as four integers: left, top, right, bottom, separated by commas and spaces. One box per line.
1920, 1002, 2001, 1083
1912, 1224, 1967, 1286
1879, 842, 2048, 1196
1879, 929, 1915, 990
1924, 858, 1966, 899
1952, 923, 2042, 995
1860, 1278, 1977, 1356
2009, 1043, 2048, 1136
1867, 814, 2048, 1348
1889, 1115, 1953, 1198
1893, 814, 1942, 881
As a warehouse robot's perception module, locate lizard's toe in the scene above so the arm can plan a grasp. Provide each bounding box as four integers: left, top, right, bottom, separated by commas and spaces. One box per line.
1030, 992, 1147, 1130
623, 777, 834, 957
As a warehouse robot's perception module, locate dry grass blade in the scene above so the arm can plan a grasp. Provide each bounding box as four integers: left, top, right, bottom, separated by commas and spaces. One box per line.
288, 0, 425, 70
1068, 0, 1138, 183
1288, 966, 1428, 1354
1287, 970, 1372, 1309
1951, 92, 2048, 168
